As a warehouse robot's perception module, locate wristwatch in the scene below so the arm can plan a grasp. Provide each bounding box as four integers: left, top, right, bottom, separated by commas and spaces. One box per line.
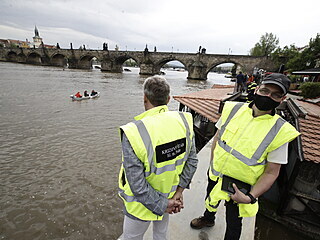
247, 193, 257, 204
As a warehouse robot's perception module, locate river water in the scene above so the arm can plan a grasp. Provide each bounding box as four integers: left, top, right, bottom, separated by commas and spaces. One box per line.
0, 62, 308, 240
0, 62, 231, 240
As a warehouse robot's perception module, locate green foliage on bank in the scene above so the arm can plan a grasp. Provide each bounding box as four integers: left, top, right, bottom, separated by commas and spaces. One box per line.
271, 45, 300, 71
299, 82, 320, 99
286, 34, 320, 71
250, 33, 320, 73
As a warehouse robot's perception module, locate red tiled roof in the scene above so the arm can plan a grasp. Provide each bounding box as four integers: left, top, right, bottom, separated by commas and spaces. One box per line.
294, 99, 320, 163
299, 114, 320, 163
173, 87, 234, 122
174, 87, 320, 164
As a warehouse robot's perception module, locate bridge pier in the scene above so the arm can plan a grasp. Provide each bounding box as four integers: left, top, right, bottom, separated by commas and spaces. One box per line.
187, 61, 207, 80
139, 63, 156, 75
26, 54, 42, 65
41, 56, 51, 66
68, 58, 79, 69
101, 60, 122, 72
67, 58, 92, 69
51, 55, 67, 67
17, 53, 26, 63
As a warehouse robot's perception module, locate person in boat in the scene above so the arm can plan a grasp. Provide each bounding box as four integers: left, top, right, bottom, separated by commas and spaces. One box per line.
190, 73, 300, 240
74, 92, 82, 98
118, 75, 198, 240
84, 90, 89, 97
91, 90, 97, 96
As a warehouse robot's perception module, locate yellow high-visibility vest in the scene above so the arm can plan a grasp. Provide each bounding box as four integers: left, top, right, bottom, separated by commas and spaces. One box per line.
206, 101, 300, 217
118, 105, 194, 221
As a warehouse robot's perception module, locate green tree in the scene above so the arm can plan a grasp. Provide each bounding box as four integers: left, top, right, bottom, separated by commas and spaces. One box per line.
271, 44, 300, 71
250, 33, 279, 56
287, 34, 320, 71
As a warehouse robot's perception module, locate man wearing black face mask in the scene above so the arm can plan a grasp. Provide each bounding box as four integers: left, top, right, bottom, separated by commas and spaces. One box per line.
190, 73, 300, 240
253, 73, 289, 112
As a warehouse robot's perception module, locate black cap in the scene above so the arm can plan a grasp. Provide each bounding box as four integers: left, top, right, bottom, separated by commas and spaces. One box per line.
261, 73, 291, 94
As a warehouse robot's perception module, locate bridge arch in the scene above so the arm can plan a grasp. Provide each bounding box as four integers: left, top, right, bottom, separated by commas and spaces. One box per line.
100, 55, 141, 73
114, 55, 140, 66
77, 54, 96, 69
51, 53, 67, 67
26, 52, 42, 65
207, 61, 235, 73
6, 51, 18, 62
206, 60, 245, 78
154, 58, 188, 74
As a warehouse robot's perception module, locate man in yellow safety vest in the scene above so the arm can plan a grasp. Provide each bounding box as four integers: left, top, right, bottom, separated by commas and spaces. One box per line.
118, 75, 198, 240
190, 73, 300, 240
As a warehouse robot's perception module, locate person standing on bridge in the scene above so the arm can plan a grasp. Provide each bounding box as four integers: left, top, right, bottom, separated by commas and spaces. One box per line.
190, 73, 300, 240
118, 75, 198, 240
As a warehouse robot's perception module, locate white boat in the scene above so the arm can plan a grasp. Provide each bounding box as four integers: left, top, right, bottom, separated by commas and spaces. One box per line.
70, 95, 90, 101
70, 92, 100, 101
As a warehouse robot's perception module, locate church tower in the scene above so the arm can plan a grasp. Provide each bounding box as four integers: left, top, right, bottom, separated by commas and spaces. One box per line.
33, 25, 42, 48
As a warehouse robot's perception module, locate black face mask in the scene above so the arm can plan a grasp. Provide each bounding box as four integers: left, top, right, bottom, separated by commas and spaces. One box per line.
253, 94, 280, 111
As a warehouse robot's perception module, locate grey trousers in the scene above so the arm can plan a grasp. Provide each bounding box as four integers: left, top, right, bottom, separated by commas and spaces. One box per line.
121, 213, 169, 240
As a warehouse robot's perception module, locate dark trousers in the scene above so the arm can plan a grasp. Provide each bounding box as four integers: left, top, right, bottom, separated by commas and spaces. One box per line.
203, 172, 243, 240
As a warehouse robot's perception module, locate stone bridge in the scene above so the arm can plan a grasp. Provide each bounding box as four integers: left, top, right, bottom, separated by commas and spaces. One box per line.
0, 47, 275, 80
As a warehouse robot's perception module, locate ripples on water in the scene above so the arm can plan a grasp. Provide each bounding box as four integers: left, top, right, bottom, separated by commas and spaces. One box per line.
0, 62, 232, 239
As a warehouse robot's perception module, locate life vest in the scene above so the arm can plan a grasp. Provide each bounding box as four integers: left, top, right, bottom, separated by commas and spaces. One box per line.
118, 105, 194, 221
206, 101, 300, 217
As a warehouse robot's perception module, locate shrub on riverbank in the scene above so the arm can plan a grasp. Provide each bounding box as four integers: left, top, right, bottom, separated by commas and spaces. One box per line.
299, 82, 320, 99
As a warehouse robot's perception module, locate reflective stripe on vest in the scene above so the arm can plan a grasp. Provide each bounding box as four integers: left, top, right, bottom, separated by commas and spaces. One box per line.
206, 194, 220, 209
119, 184, 178, 202
133, 112, 191, 177
218, 102, 244, 139
212, 103, 286, 177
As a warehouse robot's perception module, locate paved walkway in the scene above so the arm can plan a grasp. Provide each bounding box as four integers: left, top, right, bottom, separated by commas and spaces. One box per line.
120, 141, 256, 240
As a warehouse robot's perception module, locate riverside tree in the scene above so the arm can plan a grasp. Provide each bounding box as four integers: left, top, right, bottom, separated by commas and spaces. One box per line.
286, 34, 320, 71
250, 33, 279, 56
252, 33, 320, 73
271, 45, 300, 71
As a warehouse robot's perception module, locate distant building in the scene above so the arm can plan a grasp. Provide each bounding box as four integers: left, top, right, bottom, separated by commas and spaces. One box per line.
0, 38, 31, 48
0, 39, 10, 47
33, 26, 42, 48
0, 26, 55, 49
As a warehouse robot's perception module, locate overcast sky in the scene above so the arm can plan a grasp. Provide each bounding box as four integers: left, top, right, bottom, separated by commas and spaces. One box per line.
0, 0, 319, 54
